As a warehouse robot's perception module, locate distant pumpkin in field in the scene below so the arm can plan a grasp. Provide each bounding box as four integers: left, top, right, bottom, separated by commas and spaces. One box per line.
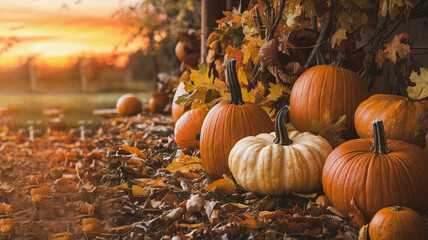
116, 94, 142, 116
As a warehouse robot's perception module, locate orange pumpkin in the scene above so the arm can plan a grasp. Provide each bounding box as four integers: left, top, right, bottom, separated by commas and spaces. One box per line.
116, 94, 142, 116
200, 59, 274, 179
289, 65, 368, 139
322, 120, 428, 220
175, 41, 188, 62
369, 206, 428, 240
172, 81, 187, 122
355, 94, 428, 147
148, 90, 167, 113
174, 109, 208, 150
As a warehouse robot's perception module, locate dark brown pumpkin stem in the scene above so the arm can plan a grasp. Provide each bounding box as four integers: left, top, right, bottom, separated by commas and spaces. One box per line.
370, 120, 391, 154
274, 106, 293, 146
392, 206, 402, 211
227, 59, 245, 105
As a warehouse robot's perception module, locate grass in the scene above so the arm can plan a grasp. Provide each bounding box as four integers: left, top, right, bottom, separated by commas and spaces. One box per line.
0, 92, 151, 129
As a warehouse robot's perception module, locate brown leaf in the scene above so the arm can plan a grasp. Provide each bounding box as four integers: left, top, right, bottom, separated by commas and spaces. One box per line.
311, 110, 347, 148
203, 178, 237, 194
349, 197, 367, 228
165, 154, 204, 173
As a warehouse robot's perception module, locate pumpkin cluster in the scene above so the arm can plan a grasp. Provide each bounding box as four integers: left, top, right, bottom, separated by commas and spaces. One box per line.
172, 60, 428, 238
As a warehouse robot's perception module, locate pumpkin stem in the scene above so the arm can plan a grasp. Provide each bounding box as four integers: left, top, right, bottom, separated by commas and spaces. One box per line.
392, 206, 403, 211
227, 59, 245, 105
274, 106, 293, 146
370, 120, 391, 154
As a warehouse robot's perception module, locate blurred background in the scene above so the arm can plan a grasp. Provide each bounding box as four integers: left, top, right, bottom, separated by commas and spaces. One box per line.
0, 0, 201, 127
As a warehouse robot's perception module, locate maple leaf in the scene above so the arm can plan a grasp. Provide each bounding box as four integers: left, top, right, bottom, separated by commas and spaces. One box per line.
165, 154, 204, 173
266, 82, 289, 99
311, 110, 347, 148
384, 33, 411, 64
243, 37, 264, 64
242, 88, 255, 103
331, 29, 347, 49
284, 2, 302, 27
217, 11, 242, 29
408, 68, 428, 100
237, 67, 249, 86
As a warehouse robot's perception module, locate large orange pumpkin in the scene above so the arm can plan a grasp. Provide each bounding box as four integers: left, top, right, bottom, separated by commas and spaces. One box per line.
289, 65, 368, 139
369, 206, 428, 240
200, 59, 274, 179
172, 81, 187, 122
322, 120, 428, 220
354, 94, 428, 147
148, 90, 167, 113
174, 109, 208, 150
116, 94, 142, 116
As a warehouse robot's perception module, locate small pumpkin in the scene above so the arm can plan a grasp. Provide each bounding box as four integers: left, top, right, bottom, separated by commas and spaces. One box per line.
116, 94, 142, 116
289, 65, 368, 139
354, 94, 428, 147
200, 59, 274, 179
322, 120, 428, 220
148, 90, 168, 113
229, 106, 332, 195
172, 80, 187, 122
369, 206, 428, 240
174, 108, 208, 150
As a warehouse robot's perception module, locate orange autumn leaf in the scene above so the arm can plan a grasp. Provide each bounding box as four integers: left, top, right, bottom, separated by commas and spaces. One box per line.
131, 185, 149, 197
150, 178, 168, 188
165, 154, 204, 173
120, 145, 146, 159
384, 33, 411, 64
203, 178, 237, 194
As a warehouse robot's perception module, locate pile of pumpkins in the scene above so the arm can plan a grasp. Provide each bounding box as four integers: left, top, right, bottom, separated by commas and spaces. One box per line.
173, 59, 428, 239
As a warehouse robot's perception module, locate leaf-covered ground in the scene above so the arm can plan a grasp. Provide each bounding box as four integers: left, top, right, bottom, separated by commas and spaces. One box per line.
0, 113, 418, 240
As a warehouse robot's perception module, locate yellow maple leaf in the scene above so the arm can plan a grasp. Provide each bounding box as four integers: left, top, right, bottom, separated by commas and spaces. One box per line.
408, 68, 428, 100
266, 82, 289, 99
165, 154, 204, 173
257, 82, 265, 95
331, 29, 347, 49
237, 67, 249, 86
242, 88, 255, 103
243, 37, 264, 64
311, 110, 347, 148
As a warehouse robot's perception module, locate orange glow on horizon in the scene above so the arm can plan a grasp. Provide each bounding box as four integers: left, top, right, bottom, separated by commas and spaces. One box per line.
0, 0, 144, 68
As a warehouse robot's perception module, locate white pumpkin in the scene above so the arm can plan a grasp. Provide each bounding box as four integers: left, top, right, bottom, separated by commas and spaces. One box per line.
228, 106, 332, 196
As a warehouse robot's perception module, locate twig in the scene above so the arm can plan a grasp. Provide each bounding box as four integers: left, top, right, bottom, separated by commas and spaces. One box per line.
304, 4, 334, 69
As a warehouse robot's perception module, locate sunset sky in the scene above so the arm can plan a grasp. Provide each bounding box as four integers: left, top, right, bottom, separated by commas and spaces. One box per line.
0, 0, 142, 68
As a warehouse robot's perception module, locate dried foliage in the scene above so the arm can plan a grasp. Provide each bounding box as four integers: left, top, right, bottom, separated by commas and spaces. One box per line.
0, 113, 377, 239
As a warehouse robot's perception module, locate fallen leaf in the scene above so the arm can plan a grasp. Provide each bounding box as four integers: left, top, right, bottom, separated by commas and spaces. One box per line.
120, 145, 146, 159
132, 185, 149, 197
349, 197, 367, 228
165, 154, 204, 173
203, 178, 237, 194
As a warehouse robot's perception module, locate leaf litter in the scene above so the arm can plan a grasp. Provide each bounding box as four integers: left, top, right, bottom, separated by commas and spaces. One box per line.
0, 113, 392, 239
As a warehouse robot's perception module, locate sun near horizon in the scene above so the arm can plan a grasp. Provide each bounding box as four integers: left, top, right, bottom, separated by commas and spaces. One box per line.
0, 0, 144, 68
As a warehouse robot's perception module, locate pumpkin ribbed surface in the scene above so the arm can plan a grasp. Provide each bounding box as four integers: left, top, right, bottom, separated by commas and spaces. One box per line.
369, 206, 428, 240
322, 136, 428, 220
355, 94, 428, 147
290, 65, 368, 138
200, 102, 273, 179
229, 130, 332, 195
174, 109, 208, 150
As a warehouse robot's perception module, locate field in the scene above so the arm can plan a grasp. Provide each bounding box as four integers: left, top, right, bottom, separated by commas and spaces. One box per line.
0, 92, 151, 128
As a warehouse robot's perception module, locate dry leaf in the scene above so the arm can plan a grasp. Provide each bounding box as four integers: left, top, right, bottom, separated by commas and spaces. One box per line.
120, 145, 146, 159
0, 218, 14, 233
384, 33, 411, 64
408, 68, 428, 100
132, 185, 148, 197
331, 29, 347, 48
311, 110, 347, 148
203, 178, 237, 194
349, 197, 367, 228
165, 154, 204, 173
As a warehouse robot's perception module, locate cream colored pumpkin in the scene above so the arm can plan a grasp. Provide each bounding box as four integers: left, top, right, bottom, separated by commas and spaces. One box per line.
228, 106, 332, 196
